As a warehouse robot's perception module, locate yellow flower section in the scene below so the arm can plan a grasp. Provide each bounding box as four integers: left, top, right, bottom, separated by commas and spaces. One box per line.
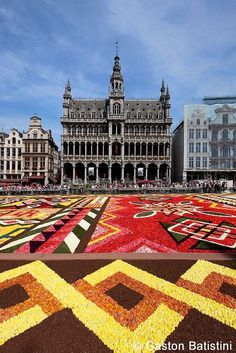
181, 259, 236, 284
0, 225, 32, 244
72, 293, 183, 353
0, 306, 47, 345
85, 260, 236, 330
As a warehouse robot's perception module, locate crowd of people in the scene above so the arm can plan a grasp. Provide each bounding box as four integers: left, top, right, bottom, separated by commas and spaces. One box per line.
0, 179, 230, 195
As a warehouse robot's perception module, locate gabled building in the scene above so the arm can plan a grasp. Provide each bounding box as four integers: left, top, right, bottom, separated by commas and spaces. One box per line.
22, 116, 58, 185
61, 53, 172, 184
0, 129, 22, 183
172, 96, 236, 184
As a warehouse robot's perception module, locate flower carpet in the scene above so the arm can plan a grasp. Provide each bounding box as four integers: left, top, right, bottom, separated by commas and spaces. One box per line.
0, 259, 235, 352
0, 194, 236, 253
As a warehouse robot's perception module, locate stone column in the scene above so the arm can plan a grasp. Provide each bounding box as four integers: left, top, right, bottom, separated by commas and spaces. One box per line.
145, 165, 148, 180
72, 164, 75, 184
121, 142, 124, 160
84, 164, 87, 184
96, 165, 99, 183
121, 164, 124, 181
134, 165, 136, 183
108, 165, 111, 182
157, 166, 160, 180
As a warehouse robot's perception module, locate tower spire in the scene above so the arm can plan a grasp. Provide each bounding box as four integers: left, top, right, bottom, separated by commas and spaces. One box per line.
109, 48, 124, 97
115, 40, 119, 57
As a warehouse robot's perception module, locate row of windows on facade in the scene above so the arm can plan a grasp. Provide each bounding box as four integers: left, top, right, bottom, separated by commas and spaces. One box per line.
0, 174, 21, 179
188, 157, 236, 169
189, 142, 208, 153
5, 134, 46, 142
63, 141, 170, 157
0, 158, 50, 171
1, 147, 22, 157
1, 143, 49, 155
24, 157, 51, 170
211, 146, 236, 157
211, 129, 236, 141
70, 110, 163, 119
0, 161, 21, 171
4, 138, 21, 145
188, 156, 208, 169
24, 143, 49, 153
188, 129, 208, 139
66, 124, 167, 135
189, 128, 236, 140
192, 114, 229, 126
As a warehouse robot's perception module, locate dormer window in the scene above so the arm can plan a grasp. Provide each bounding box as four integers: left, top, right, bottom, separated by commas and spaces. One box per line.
223, 114, 228, 124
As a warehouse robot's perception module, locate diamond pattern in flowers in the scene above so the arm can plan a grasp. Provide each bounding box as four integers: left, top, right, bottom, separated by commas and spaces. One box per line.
0, 260, 235, 351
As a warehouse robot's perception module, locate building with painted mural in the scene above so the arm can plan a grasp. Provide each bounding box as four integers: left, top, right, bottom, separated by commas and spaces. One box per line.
60, 53, 172, 184
172, 96, 236, 184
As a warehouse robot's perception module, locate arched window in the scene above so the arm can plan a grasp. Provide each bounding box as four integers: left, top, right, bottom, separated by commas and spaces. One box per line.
212, 130, 218, 141
197, 118, 200, 125
222, 129, 228, 140
88, 126, 93, 134
140, 126, 145, 135
117, 123, 121, 135
113, 103, 121, 115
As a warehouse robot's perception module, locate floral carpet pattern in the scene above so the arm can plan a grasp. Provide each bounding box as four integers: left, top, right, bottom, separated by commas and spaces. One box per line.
0, 259, 235, 352
0, 194, 236, 253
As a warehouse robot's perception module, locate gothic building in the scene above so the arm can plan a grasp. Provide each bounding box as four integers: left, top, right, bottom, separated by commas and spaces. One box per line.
61, 54, 172, 184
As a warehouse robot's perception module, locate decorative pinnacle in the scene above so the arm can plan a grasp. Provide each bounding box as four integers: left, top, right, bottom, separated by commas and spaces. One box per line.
115, 40, 119, 57
166, 85, 170, 96
161, 79, 165, 91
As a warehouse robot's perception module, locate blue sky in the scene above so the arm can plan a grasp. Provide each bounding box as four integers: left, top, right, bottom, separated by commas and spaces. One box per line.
1, 0, 236, 146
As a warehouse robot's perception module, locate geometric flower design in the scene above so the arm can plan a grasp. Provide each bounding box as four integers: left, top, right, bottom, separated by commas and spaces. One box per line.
0, 260, 235, 351
1, 194, 236, 253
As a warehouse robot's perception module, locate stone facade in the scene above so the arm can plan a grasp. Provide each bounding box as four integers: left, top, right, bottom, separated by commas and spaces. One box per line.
0, 129, 23, 182
22, 116, 58, 185
209, 104, 236, 181
61, 54, 172, 184
173, 97, 236, 183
